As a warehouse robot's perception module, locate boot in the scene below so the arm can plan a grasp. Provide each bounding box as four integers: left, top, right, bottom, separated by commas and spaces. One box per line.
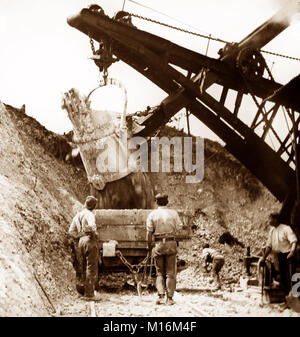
83, 292, 102, 301
155, 294, 165, 305
166, 297, 175, 305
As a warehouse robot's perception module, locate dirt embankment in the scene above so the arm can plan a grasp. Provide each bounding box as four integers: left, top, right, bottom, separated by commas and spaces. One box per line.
0, 102, 89, 316
0, 102, 281, 316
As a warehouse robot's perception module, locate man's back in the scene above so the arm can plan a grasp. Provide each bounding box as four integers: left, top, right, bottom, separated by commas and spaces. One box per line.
202, 248, 223, 260
146, 206, 183, 236
69, 208, 97, 237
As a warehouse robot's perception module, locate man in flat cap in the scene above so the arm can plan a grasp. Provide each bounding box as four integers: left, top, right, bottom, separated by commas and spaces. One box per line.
146, 193, 183, 305
69, 196, 101, 301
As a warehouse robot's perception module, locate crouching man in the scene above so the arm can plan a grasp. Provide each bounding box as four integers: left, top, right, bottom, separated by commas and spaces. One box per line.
146, 193, 183, 305
201, 243, 224, 290
68, 196, 101, 301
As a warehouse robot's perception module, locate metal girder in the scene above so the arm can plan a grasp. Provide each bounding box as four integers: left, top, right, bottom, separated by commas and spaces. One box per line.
218, 7, 291, 62
67, 9, 229, 76
67, 9, 282, 99
67, 6, 298, 206
188, 100, 295, 202
115, 36, 295, 202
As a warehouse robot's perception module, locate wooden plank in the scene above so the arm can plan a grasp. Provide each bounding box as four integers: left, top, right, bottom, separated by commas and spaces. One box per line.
95, 209, 192, 248
95, 209, 193, 226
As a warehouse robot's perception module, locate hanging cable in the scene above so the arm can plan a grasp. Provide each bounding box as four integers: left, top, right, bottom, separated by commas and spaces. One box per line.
128, 12, 227, 43
260, 49, 300, 62
127, 0, 211, 35
205, 34, 211, 56
126, 1, 300, 62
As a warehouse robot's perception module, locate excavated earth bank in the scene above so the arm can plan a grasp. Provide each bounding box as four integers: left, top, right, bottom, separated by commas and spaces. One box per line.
0, 102, 298, 317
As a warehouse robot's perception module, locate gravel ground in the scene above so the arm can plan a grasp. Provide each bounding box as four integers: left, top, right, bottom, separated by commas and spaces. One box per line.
54, 267, 300, 317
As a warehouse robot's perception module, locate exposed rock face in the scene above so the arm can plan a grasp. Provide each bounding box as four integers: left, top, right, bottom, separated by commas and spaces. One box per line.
0, 102, 280, 316
0, 102, 89, 316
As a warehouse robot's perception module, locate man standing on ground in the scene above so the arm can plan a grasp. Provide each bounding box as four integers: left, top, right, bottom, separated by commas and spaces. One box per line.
201, 243, 224, 290
259, 213, 298, 295
146, 193, 183, 305
69, 196, 101, 301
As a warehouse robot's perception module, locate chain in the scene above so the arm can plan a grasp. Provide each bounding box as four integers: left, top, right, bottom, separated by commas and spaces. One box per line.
89, 34, 108, 84
127, 12, 300, 62
89, 36, 96, 55
116, 250, 151, 296
261, 49, 300, 62
127, 12, 227, 43
89, 35, 103, 83
116, 250, 148, 274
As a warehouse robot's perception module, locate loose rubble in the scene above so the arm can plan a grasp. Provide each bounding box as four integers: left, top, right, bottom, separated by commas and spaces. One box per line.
1, 102, 299, 317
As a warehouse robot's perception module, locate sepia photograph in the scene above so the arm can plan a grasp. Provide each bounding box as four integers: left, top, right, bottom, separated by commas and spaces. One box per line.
0, 0, 300, 325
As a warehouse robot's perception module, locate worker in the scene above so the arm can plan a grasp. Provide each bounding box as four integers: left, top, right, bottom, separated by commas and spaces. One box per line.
68, 196, 101, 301
259, 213, 298, 295
146, 193, 183, 305
201, 243, 224, 289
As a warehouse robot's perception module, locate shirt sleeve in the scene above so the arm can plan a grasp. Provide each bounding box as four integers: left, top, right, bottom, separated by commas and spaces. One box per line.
174, 211, 183, 231
201, 249, 207, 259
266, 228, 273, 248
285, 226, 298, 245
146, 212, 154, 233
68, 215, 79, 237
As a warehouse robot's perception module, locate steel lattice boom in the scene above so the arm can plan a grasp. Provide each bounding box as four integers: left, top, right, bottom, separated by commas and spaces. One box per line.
67, 5, 300, 226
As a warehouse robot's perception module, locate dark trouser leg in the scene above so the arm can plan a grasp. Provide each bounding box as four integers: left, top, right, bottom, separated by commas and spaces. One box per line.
79, 236, 99, 297
70, 240, 85, 282
154, 255, 166, 296
212, 257, 224, 287
165, 254, 177, 298
277, 253, 291, 295
278, 253, 297, 295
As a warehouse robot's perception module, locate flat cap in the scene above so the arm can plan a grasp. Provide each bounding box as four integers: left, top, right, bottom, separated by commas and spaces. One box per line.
155, 193, 168, 200
85, 196, 98, 210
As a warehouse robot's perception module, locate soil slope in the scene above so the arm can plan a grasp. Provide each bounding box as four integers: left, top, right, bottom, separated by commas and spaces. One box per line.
0, 102, 89, 316
0, 102, 285, 316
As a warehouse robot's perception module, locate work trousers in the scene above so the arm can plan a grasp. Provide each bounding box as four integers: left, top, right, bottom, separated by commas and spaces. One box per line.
154, 253, 177, 298
212, 257, 224, 286
79, 235, 99, 297
276, 252, 296, 295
